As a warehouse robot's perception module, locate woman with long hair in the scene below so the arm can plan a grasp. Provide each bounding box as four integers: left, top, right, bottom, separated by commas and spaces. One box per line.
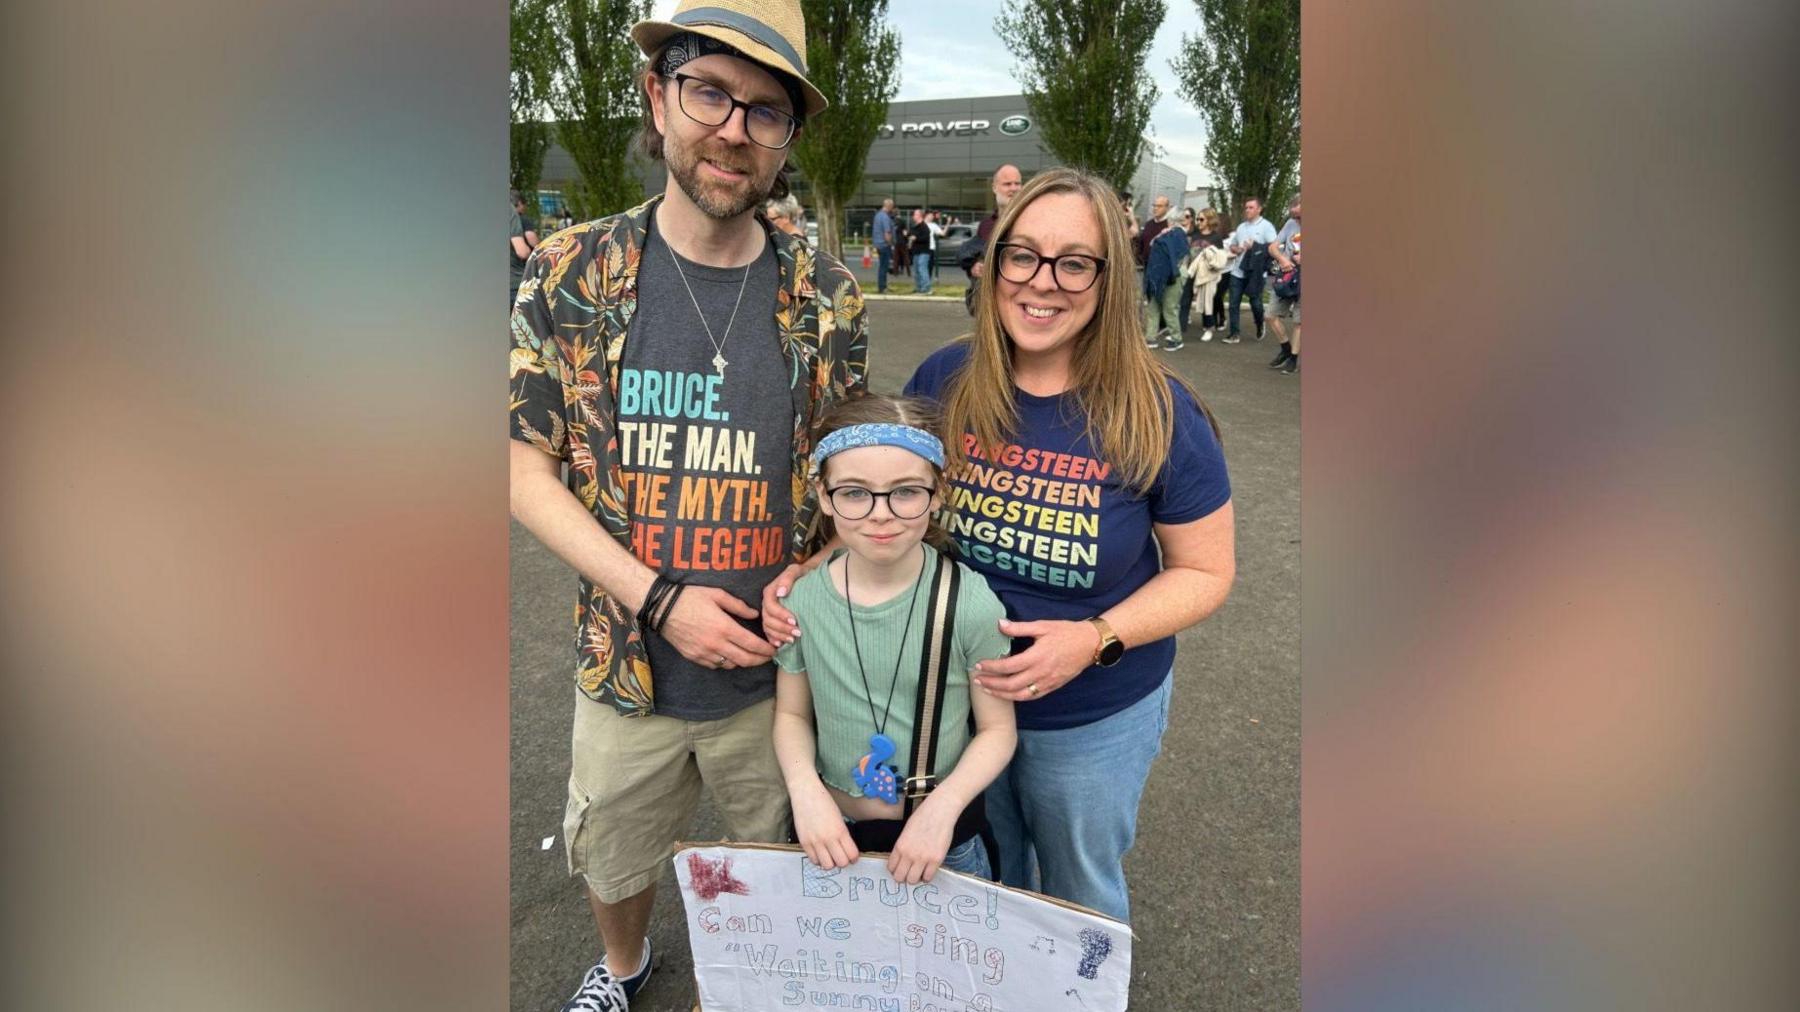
1193, 207, 1230, 338
897, 167, 1237, 923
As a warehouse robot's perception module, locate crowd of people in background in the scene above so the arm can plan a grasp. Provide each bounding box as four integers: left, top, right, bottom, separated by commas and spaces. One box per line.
519, 176, 1295, 369
517, 182, 1301, 373
1127, 190, 1302, 373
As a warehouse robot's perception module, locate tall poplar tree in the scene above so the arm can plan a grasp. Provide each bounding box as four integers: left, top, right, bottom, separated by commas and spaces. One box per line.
996, 0, 1166, 193
1173, 0, 1301, 217
510, 0, 552, 213
790, 0, 901, 260
536, 0, 654, 218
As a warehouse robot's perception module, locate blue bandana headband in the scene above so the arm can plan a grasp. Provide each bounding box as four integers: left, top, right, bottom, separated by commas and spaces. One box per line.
810, 423, 945, 471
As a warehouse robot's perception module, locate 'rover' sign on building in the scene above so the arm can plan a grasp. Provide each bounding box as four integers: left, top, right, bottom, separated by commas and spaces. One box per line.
876, 119, 993, 139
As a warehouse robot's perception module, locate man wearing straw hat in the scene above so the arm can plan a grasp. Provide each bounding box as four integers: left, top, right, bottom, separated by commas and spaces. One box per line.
508, 2, 866, 1009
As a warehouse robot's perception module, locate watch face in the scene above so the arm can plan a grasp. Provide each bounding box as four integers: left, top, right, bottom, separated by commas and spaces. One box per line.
1098, 638, 1126, 666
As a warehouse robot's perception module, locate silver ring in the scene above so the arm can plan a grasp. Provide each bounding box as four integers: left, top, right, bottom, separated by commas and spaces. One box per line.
1027, 683, 1039, 696
717, 655, 729, 667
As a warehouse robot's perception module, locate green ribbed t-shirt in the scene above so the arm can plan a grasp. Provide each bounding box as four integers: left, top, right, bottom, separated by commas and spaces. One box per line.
775, 548, 1012, 798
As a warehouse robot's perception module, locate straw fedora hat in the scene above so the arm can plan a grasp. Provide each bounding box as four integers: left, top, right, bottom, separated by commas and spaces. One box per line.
631, 0, 828, 119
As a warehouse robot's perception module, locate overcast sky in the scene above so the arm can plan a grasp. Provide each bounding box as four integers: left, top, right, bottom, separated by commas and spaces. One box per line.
648, 0, 1218, 187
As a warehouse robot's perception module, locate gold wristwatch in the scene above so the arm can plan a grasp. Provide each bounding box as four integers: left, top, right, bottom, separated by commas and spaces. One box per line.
1088, 617, 1124, 667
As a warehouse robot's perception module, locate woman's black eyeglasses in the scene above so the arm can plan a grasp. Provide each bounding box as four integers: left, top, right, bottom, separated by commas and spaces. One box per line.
993, 243, 1108, 293
825, 485, 934, 520
665, 72, 799, 150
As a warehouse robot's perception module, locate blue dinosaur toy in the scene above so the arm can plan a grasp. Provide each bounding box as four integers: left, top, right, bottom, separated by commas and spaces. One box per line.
851, 733, 900, 804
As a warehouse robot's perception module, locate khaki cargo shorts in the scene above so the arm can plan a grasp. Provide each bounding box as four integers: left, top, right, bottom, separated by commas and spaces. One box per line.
563, 693, 790, 903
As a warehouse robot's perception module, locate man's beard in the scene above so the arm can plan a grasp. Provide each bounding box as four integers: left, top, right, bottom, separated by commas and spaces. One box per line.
666, 136, 778, 220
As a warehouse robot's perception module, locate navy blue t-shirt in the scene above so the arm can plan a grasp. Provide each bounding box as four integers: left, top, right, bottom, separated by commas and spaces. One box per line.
904, 342, 1231, 730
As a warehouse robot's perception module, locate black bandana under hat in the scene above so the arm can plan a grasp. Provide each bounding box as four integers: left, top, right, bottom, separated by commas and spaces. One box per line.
656, 30, 805, 120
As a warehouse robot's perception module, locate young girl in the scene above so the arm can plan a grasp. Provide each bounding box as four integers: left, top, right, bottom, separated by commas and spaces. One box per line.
771, 395, 1016, 884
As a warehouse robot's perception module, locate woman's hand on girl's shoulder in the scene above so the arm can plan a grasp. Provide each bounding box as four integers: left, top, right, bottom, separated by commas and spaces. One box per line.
971, 618, 1100, 702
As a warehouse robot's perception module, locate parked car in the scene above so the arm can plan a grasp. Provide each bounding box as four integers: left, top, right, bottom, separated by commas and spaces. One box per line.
935, 223, 976, 267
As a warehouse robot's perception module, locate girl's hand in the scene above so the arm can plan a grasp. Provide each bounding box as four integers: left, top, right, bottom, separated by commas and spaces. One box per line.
888, 799, 957, 883
792, 786, 859, 869
972, 619, 1101, 702
760, 564, 806, 646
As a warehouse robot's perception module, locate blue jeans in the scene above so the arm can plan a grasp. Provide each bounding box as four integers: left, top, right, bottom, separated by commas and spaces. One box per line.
985, 673, 1172, 922
839, 821, 994, 880
876, 244, 892, 292
940, 833, 993, 880
912, 252, 932, 293
1228, 271, 1265, 336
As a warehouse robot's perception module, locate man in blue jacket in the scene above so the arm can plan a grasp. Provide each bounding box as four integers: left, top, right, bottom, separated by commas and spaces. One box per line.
1143, 223, 1192, 351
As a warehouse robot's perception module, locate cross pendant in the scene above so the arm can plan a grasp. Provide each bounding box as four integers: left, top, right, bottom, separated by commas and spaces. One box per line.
712, 352, 728, 376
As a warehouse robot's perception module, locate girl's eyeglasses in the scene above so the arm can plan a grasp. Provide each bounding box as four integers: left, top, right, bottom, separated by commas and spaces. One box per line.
826, 485, 934, 520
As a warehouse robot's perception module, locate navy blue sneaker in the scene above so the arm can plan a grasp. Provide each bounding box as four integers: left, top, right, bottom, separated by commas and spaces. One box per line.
561, 939, 653, 1011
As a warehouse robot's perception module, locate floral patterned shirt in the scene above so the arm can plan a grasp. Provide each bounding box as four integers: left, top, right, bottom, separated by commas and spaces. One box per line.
510, 195, 869, 716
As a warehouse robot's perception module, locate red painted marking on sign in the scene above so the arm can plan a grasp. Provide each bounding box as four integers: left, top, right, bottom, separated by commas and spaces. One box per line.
687, 853, 751, 901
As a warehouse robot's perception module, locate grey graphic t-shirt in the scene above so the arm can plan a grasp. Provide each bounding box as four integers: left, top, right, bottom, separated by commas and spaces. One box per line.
619, 221, 795, 719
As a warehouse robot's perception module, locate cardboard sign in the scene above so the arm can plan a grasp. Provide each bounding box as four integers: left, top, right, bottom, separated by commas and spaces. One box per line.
674, 843, 1132, 1012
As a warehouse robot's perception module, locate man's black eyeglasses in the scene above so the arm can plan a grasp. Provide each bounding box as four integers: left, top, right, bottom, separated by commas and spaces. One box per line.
665, 72, 799, 150
993, 243, 1108, 293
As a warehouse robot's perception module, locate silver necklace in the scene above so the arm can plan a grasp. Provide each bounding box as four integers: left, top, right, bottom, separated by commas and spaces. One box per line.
664, 240, 752, 377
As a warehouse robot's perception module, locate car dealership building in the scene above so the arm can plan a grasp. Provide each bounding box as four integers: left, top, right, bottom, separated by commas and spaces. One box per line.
538, 94, 1187, 236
